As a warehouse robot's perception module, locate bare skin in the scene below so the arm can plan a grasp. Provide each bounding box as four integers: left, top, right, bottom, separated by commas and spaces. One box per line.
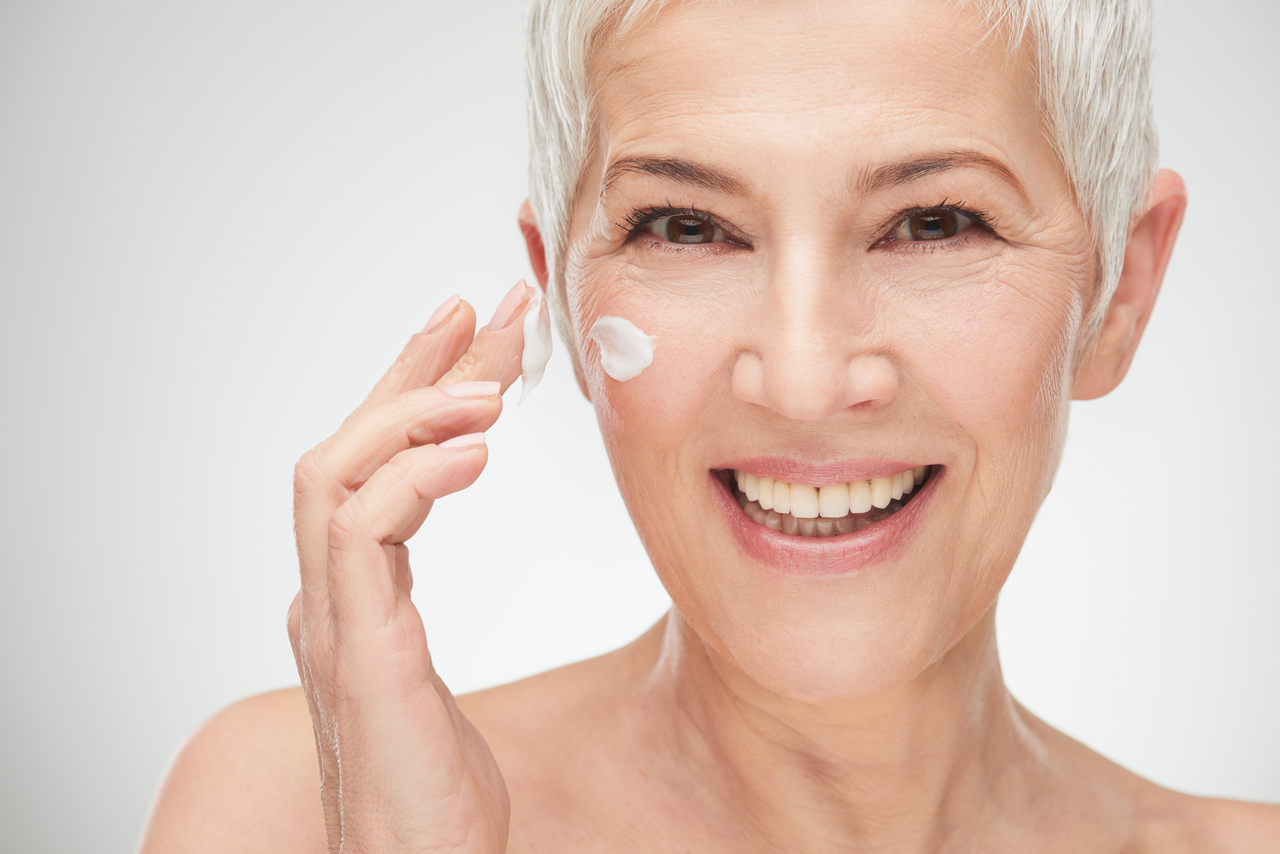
139, 1, 1278, 852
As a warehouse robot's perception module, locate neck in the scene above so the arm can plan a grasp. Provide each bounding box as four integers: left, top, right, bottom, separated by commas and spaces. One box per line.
636, 607, 1041, 852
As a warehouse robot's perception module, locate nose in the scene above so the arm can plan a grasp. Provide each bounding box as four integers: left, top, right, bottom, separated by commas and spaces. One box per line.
731, 245, 899, 422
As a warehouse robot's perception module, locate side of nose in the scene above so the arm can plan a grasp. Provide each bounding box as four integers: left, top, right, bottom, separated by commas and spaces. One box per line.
731, 245, 899, 421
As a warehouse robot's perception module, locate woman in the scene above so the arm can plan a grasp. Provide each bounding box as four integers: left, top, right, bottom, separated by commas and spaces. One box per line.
138, 0, 1279, 850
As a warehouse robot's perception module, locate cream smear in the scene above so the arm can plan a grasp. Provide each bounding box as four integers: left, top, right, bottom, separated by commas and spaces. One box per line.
587, 315, 658, 382
519, 288, 553, 404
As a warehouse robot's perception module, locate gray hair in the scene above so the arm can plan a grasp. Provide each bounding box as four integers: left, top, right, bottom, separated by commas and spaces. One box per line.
524, 0, 1159, 351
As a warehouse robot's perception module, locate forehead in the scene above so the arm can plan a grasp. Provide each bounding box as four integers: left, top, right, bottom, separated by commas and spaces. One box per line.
585, 0, 1050, 197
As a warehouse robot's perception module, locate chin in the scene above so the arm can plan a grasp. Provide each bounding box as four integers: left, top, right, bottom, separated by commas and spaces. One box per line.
691, 598, 967, 705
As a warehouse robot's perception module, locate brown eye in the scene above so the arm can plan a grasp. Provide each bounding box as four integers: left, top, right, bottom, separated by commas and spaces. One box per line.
894, 208, 977, 242
646, 214, 721, 244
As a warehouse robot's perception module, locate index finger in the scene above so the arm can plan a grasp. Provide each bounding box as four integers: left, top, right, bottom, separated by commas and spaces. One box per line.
436, 281, 551, 399
349, 295, 477, 422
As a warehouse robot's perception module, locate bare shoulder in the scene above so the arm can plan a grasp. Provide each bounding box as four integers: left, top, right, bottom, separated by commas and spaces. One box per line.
1137, 793, 1280, 853
137, 687, 324, 854
1017, 705, 1280, 853
455, 620, 665, 845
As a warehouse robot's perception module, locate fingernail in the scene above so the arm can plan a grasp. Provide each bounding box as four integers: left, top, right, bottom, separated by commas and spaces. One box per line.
439, 432, 486, 449
441, 381, 501, 398
487, 280, 529, 331
424, 294, 461, 333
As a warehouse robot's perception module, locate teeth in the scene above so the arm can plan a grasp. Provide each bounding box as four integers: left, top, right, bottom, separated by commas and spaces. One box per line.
731, 465, 931, 537
818, 483, 850, 518
849, 480, 872, 513
789, 484, 820, 519
772, 480, 791, 514
758, 476, 775, 510
870, 477, 892, 509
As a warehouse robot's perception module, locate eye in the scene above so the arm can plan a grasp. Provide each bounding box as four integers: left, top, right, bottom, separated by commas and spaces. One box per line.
645, 213, 724, 245
893, 207, 979, 242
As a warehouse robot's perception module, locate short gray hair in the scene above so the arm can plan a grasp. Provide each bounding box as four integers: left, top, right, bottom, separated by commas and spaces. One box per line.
524, 0, 1159, 349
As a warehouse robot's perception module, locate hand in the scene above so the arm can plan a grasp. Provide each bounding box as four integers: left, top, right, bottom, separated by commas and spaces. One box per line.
288, 283, 539, 853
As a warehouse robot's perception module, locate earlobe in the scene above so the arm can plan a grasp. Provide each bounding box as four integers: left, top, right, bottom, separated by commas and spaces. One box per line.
1074, 169, 1188, 400
518, 199, 550, 293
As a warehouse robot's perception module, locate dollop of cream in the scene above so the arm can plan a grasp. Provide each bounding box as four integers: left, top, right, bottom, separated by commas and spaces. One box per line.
587, 315, 658, 382
518, 288, 552, 404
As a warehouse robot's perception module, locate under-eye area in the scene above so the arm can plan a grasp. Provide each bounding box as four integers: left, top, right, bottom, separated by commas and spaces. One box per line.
721, 465, 933, 537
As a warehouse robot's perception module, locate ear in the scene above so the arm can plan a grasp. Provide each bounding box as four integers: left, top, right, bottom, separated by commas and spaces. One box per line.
518, 199, 593, 401
1073, 169, 1187, 400
518, 199, 550, 293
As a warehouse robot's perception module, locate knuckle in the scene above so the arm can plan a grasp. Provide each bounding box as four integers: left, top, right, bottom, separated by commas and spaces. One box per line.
448, 348, 484, 380
294, 446, 328, 497
327, 499, 362, 551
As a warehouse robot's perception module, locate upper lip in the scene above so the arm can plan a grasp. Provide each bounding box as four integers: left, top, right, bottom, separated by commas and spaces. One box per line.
715, 456, 929, 484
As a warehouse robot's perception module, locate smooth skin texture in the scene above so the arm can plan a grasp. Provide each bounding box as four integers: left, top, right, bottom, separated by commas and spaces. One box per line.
138, 1, 1278, 852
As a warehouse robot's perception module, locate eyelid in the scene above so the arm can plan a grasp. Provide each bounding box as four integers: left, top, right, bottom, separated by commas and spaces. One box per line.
621, 206, 750, 247
876, 203, 998, 247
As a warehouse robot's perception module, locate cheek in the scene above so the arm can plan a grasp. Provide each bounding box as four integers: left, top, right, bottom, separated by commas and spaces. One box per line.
908, 258, 1085, 522
930, 265, 1077, 418
570, 267, 740, 456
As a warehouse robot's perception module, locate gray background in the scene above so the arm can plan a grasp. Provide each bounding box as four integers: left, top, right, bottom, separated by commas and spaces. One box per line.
1, 1, 1276, 851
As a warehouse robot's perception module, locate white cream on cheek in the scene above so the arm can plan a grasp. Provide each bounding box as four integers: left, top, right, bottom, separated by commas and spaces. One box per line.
588, 315, 658, 381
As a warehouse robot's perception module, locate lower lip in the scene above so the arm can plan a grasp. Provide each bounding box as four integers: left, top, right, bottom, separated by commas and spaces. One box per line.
711, 469, 941, 576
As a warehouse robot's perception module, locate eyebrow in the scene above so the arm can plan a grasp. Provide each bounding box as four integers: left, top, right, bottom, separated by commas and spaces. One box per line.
601, 156, 750, 197
855, 151, 1027, 200
600, 149, 1027, 201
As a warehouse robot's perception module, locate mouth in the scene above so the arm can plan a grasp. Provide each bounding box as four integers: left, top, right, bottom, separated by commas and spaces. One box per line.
710, 459, 941, 575
719, 465, 934, 538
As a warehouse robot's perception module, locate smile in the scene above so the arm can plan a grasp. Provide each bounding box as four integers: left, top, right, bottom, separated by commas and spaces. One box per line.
728, 466, 933, 538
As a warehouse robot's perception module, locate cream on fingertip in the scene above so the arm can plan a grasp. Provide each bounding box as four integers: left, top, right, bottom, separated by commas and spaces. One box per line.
438, 432, 486, 449
442, 381, 501, 399
518, 288, 553, 404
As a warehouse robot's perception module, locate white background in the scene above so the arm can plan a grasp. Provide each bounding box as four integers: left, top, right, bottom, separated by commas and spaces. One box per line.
1, 1, 1276, 850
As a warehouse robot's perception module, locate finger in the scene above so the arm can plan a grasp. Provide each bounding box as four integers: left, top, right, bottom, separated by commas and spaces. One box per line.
331, 386, 503, 491
294, 389, 500, 606
435, 281, 537, 393
326, 437, 489, 630
348, 296, 477, 422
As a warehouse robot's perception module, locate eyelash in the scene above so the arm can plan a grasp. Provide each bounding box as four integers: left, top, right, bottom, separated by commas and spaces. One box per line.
618, 202, 999, 252
878, 201, 998, 253
619, 205, 746, 246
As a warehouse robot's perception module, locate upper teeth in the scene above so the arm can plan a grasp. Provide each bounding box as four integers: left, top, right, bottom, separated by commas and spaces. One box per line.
735, 467, 927, 518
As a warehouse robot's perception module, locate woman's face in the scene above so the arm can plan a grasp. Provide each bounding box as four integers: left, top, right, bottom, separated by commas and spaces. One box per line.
561, 0, 1096, 701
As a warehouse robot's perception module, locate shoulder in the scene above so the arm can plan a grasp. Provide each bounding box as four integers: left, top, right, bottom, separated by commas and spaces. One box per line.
137, 687, 324, 854
1018, 706, 1280, 853
1133, 793, 1280, 853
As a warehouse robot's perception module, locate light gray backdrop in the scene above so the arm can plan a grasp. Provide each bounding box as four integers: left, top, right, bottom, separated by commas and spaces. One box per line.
1, 1, 1276, 851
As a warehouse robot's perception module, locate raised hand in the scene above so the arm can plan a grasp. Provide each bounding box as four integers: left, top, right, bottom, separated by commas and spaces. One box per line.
288, 283, 543, 854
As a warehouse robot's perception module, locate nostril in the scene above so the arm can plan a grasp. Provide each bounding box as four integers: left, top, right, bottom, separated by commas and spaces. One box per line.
845, 354, 899, 411
730, 350, 773, 410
